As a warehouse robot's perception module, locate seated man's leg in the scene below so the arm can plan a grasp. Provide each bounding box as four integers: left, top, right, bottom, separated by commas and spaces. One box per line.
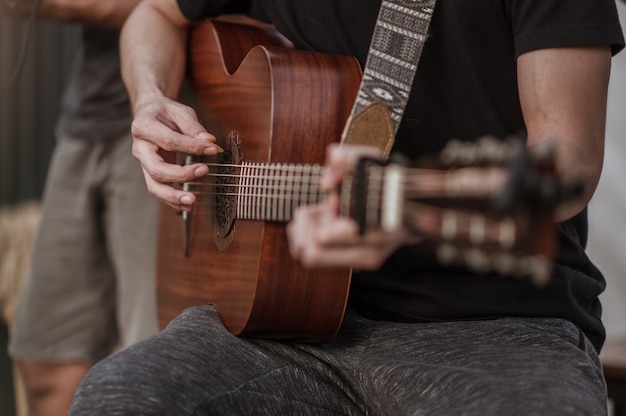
70, 308, 608, 416
354, 316, 608, 415
69, 305, 371, 416
103, 132, 159, 347
17, 363, 90, 416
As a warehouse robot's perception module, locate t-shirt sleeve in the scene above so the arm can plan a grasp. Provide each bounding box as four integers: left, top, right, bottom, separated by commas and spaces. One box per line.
176, 0, 252, 22
507, 0, 625, 57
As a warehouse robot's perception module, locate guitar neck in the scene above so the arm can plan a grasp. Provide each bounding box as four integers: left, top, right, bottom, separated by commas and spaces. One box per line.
194, 158, 513, 234
234, 162, 325, 222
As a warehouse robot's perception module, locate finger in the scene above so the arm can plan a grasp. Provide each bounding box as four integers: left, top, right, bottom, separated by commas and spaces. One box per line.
298, 242, 396, 270
133, 138, 207, 209
287, 205, 323, 258
166, 103, 220, 142
141, 168, 196, 211
288, 205, 411, 269
320, 144, 384, 190
132, 115, 222, 157
133, 138, 209, 184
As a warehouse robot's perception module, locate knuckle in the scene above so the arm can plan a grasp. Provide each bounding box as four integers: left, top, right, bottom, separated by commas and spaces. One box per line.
145, 182, 160, 198
158, 136, 177, 152
131, 142, 143, 160
361, 254, 384, 271
130, 117, 150, 137
180, 105, 199, 120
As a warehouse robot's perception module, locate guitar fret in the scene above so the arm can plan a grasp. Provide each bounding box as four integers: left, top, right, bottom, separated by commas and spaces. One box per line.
247, 164, 254, 220
309, 166, 316, 205
243, 163, 250, 220
265, 164, 272, 220
255, 163, 262, 221
240, 163, 253, 219
274, 166, 280, 222
278, 165, 287, 222
284, 165, 294, 220
248, 163, 253, 220
469, 214, 486, 244
299, 165, 308, 208
498, 218, 516, 249
237, 163, 247, 219
441, 210, 458, 240
340, 176, 353, 218
367, 165, 383, 230
268, 165, 280, 221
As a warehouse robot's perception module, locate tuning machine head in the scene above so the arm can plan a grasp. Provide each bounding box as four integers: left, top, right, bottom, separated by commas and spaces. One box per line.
436, 242, 552, 286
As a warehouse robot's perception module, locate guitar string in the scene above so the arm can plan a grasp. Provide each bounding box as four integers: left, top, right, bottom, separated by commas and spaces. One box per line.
182, 163, 505, 198
183, 161, 526, 245
184, 195, 522, 249
179, 162, 511, 222
176, 179, 503, 200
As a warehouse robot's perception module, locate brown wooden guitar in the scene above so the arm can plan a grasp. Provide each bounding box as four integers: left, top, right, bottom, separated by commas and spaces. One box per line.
157, 19, 570, 343
158, 19, 360, 343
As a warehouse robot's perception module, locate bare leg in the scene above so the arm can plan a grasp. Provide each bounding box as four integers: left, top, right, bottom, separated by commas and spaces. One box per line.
17, 361, 91, 416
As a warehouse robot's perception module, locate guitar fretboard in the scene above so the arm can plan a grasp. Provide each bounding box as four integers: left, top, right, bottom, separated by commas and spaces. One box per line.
236, 163, 324, 222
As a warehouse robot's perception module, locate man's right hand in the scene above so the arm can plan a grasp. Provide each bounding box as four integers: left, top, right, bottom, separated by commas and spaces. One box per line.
130, 95, 222, 212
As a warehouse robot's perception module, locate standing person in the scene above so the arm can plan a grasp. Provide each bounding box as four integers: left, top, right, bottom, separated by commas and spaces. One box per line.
3, 1, 159, 415
72, 0, 624, 415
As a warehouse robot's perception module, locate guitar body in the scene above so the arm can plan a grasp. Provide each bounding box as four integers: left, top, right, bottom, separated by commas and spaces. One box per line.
157, 20, 362, 342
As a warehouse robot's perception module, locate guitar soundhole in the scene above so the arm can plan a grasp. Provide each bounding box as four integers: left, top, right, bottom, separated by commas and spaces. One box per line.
213, 132, 242, 251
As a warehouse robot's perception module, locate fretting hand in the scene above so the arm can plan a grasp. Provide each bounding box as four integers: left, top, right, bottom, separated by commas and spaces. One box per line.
287, 144, 418, 270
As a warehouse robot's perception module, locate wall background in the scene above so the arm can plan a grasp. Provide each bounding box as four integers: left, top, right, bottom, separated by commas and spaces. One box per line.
587, 1, 626, 339
1, 15, 79, 204
1, 12, 79, 415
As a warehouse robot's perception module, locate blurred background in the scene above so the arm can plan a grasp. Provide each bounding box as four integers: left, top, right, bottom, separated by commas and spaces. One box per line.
1, 3, 626, 415
1, 13, 80, 414
588, 2, 626, 341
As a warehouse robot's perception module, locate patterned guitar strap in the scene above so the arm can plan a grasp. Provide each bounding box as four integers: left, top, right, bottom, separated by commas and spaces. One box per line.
341, 0, 437, 158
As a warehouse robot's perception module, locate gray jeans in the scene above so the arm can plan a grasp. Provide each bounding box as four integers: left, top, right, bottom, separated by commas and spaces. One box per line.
69, 305, 607, 415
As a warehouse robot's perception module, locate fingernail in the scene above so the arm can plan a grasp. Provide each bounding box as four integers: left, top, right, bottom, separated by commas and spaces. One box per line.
203, 144, 224, 155
180, 195, 192, 205
196, 133, 224, 153
194, 166, 207, 177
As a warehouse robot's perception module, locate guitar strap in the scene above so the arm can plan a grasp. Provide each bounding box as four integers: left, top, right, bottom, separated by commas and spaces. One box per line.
341, 0, 437, 158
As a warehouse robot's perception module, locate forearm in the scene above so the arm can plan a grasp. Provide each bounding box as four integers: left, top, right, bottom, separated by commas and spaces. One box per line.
118, 0, 222, 212
1, 0, 140, 27
517, 46, 612, 222
120, 0, 190, 110
39, 0, 140, 26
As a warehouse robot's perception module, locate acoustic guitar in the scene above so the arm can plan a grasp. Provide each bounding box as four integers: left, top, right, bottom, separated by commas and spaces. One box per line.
157, 19, 569, 343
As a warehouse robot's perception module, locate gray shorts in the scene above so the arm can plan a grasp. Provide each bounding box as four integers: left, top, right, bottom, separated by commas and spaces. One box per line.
9, 131, 159, 363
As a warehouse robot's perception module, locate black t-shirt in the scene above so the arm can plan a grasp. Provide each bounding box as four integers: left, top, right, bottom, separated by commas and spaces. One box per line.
57, 28, 132, 141
177, 0, 625, 351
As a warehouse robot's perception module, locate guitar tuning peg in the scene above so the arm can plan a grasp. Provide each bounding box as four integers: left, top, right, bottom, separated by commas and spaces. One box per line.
440, 139, 462, 165
518, 255, 552, 286
463, 247, 492, 274
388, 152, 411, 166
441, 139, 480, 165
436, 243, 459, 265
476, 135, 505, 164
492, 252, 518, 275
